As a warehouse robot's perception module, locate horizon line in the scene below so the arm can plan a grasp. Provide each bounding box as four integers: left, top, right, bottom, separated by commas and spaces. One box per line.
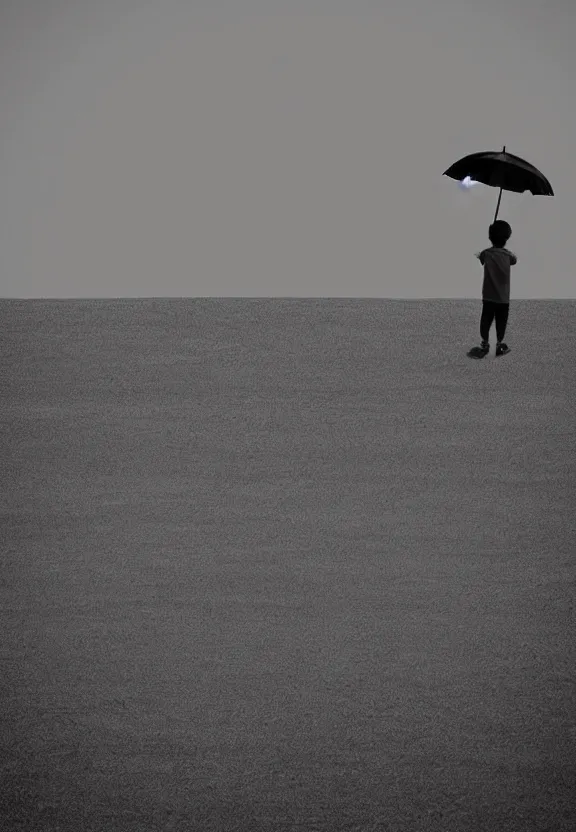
1, 296, 574, 303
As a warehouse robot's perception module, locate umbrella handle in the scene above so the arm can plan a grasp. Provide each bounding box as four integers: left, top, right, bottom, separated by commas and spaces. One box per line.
493, 188, 503, 223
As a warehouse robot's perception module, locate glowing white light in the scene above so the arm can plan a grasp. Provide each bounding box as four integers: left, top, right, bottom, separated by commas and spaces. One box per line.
459, 176, 479, 190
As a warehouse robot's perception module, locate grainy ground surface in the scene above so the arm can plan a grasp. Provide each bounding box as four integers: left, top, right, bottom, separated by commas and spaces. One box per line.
1, 299, 575, 832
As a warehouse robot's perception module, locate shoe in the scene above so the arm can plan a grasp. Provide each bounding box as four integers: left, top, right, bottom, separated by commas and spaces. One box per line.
467, 344, 489, 359
495, 343, 511, 357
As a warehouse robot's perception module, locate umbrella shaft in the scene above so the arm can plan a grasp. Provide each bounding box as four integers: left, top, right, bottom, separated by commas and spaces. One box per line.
494, 188, 503, 223
493, 146, 506, 222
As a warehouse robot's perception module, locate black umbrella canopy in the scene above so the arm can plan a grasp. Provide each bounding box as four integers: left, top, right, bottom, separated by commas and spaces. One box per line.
444, 149, 554, 196
444, 146, 553, 222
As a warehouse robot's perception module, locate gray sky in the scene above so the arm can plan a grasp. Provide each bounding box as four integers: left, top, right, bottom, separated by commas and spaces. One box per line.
1, 0, 574, 298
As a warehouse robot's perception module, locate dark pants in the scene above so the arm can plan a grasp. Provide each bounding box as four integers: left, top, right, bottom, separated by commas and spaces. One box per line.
480, 301, 509, 343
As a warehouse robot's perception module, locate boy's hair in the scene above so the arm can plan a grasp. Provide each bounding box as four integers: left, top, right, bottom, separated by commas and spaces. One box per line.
489, 220, 512, 248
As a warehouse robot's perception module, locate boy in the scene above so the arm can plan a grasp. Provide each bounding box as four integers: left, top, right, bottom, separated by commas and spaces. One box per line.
468, 219, 517, 359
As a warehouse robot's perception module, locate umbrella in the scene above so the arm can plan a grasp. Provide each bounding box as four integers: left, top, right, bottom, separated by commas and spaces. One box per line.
443, 145, 553, 222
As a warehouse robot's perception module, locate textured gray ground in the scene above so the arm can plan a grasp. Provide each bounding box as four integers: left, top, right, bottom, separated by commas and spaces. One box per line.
1, 299, 575, 831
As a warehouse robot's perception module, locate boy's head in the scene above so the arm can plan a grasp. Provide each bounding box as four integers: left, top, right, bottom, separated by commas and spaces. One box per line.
489, 220, 512, 248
